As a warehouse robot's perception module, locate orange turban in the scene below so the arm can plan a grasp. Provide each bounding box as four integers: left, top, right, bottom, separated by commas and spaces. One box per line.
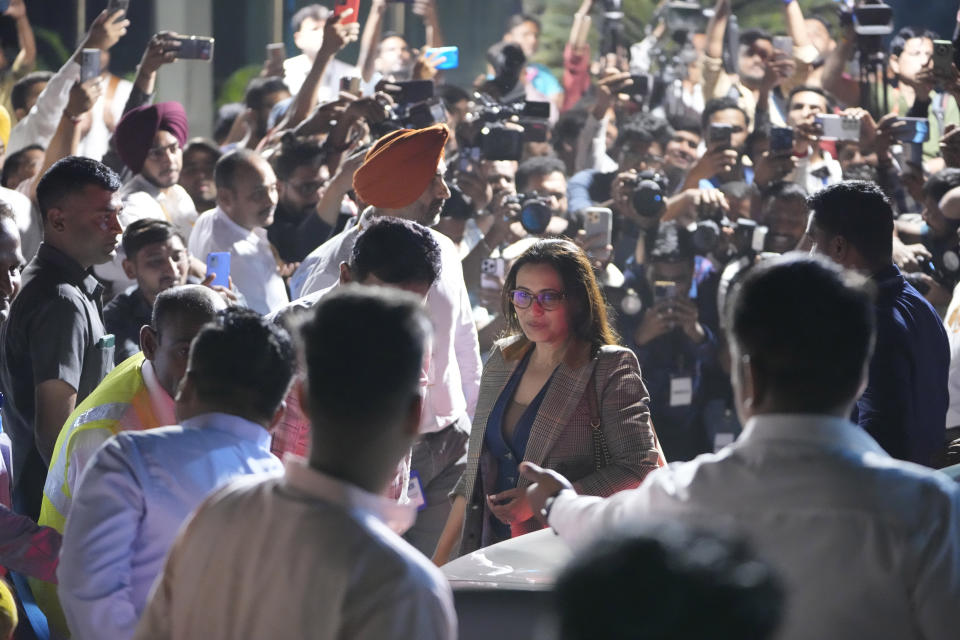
352, 123, 450, 209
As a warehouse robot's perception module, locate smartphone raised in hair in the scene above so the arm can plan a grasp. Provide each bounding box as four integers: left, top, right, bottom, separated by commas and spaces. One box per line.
769, 126, 794, 153
708, 123, 733, 148
333, 0, 360, 24
893, 117, 931, 144
339, 76, 362, 95
816, 114, 860, 141
266, 42, 285, 66
654, 281, 678, 304
173, 36, 215, 61
424, 46, 460, 70
933, 40, 955, 81
106, 0, 129, 20
583, 207, 613, 250
80, 49, 101, 82
772, 35, 793, 56
205, 252, 231, 288
480, 258, 505, 292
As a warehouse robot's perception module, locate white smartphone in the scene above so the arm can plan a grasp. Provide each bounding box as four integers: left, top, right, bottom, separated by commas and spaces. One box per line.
583, 207, 613, 249
816, 114, 860, 141
480, 257, 506, 292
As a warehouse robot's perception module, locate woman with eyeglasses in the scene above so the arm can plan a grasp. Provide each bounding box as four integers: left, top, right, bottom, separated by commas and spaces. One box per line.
432, 239, 663, 564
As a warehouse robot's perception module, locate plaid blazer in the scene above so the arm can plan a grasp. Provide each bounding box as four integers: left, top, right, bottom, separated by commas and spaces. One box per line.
453, 335, 660, 556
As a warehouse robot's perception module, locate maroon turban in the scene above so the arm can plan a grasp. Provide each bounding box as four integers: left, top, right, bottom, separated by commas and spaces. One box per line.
115, 101, 190, 174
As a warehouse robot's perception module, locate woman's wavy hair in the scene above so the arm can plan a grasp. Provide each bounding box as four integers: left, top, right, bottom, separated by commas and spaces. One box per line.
501, 239, 619, 360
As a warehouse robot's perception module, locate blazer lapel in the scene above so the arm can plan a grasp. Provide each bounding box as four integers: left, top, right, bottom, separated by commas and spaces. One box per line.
521, 356, 597, 476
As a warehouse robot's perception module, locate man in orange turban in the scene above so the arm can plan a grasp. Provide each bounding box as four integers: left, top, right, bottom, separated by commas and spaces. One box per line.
286, 121, 483, 559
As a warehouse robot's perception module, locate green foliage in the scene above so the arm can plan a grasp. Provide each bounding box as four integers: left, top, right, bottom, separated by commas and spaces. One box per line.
33, 27, 71, 72
217, 64, 262, 109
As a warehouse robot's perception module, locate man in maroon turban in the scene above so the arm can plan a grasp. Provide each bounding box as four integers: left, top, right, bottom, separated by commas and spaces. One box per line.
95, 101, 201, 295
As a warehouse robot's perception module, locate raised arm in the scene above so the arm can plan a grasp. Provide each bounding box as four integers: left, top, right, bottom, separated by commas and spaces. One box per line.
357, 0, 387, 83
413, 0, 444, 49
5, 0, 36, 75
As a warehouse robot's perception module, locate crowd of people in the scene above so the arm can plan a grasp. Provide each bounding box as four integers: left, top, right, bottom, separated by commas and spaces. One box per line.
0, 0, 958, 638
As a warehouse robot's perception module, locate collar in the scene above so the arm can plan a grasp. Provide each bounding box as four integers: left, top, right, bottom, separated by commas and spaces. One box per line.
282, 456, 417, 535
128, 173, 163, 198
180, 411, 273, 450
736, 413, 888, 457
140, 360, 177, 427
35, 243, 102, 299
213, 206, 261, 241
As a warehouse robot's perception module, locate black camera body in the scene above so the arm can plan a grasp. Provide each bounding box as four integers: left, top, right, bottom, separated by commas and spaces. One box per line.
504, 192, 554, 235
692, 217, 769, 262
463, 96, 551, 161
626, 171, 669, 218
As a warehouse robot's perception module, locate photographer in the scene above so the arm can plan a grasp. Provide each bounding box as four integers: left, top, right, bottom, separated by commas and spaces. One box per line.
784, 86, 843, 193
684, 98, 750, 189
622, 221, 722, 461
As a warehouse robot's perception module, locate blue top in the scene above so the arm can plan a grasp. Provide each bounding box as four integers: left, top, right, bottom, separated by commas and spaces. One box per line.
57, 412, 283, 640
853, 264, 950, 466
483, 349, 554, 541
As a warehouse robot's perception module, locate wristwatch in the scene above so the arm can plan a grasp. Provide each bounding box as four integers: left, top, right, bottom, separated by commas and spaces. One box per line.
540, 492, 562, 521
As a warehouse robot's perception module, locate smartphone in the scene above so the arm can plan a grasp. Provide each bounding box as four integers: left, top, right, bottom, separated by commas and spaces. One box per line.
333, 0, 360, 24
583, 207, 613, 250
772, 35, 793, 57
266, 42, 285, 66
654, 281, 678, 304
80, 49, 101, 82
521, 101, 551, 119
933, 40, 955, 81
0, 0, 9, 12
708, 123, 733, 148
769, 126, 794, 153
816, 114, 860, 141
205, 252, 231, 288
393, 79, 434, 105
339, 76, 362, 95
480, 257, 505, 292
173, 36, 215, 61
893, 117, 931, 144
424, 46, 459, 70
629, 74, 651, 97
106, 0, 129, 21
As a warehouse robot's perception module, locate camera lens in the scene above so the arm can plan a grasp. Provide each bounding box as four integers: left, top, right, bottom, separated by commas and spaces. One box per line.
519, 197, 553, 235
631, 178, 666, 218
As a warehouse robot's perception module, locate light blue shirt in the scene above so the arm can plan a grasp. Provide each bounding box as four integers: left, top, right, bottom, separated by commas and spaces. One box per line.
57, 412, 283, 640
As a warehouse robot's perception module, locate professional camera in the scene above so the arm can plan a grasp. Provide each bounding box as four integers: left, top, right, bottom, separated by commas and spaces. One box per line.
374, 81, 448, 135
460, 95, 551, 161
691, 217, 769, 262
504, 192, 554, 235
624, 170, 669, 218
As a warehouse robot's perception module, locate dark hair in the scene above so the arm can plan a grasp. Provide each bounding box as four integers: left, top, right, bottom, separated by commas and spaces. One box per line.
669, 114, 702, 137
36, 156, 121, 222
151, 285, 225, 336
890, 26, 939, 56
1, 144, 44, 189
739, 27, 773, 48
350, 217, 441, 287
787, 85, 832, 110
553, 109, 589, 148
615, 113, 674, 152
923, 168, 960, 204
761, 180, 807, 206
244, 76, 290, 110
11, 71, 53, 113
842, 162, 880, 183
701, 97, 750, 132
501, 239, 619, 358
516, 155, 566, 192
299, 285, 430, 429
122, 218, 182, 260
506, 13, 541, 33
807, 180, 893, 266
728, 253, 875, 412
214, 103, 244, 145
183, 138, 222, 163
270, 135, 325, 182
555, 523, 784, 640
649, 220, 695, 263
439, 84, 470, 110
188, 308, 295, 421
214, 148, 263, 191
291, 3, 331, 33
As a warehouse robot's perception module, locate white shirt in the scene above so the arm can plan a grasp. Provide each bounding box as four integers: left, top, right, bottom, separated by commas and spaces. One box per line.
549, 414, 960, 640
944, 284, 960, 428
188, 207, 288, 314
8, 60, 131, 161
96, 175, 199, 291
283, 54, 358, 101
58, 412, 282, 640
132, 457, 457, 640
0, 186, 40, 261
791, 149, 843, 195
290, 209, 482, 430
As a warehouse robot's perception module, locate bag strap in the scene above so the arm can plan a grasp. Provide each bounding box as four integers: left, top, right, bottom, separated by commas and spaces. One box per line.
586, 364, 612, 472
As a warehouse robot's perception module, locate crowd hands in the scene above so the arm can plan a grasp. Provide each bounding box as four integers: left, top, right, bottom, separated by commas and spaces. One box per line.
0, 0, 959, 639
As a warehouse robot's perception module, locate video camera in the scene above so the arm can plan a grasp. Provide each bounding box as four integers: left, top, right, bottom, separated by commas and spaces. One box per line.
375, 80, 449, 134
504, 192, 555, 235
459, 94, 551, 162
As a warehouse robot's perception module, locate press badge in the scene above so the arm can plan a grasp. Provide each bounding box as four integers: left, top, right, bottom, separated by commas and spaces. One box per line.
669, 376, 693, 407
408, 471, 426, 511
97, 334, 115, 349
